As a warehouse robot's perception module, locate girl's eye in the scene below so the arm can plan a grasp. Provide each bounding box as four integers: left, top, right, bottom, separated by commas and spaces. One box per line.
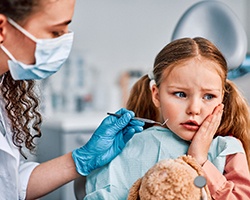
174, 92, 186, 98
204, 94, 215, 100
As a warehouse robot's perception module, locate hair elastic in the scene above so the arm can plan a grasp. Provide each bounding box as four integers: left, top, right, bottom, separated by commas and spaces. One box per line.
147, 70, 156, 90
147, 70, 154, 80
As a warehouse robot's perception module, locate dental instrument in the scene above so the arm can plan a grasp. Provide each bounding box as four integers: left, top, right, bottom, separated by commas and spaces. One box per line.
107, 112, 168, 126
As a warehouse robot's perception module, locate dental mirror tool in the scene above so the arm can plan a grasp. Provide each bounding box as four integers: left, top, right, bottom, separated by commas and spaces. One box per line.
107, 112, 168, 126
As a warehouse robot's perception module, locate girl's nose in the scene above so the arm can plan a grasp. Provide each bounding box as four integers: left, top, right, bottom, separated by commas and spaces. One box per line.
186, 99, 201, 115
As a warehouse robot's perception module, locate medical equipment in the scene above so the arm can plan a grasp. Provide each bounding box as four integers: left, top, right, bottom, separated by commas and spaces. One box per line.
107, 112, 168, 126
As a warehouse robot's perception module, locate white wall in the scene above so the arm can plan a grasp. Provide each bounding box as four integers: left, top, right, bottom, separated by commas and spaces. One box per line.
48, 0, 250, 113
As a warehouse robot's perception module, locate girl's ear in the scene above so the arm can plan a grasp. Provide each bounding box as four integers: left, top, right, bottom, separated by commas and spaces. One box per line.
0, 15, 8, 43
151, 84, 161, 108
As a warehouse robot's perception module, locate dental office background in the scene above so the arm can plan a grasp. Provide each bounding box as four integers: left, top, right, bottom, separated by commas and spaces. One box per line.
41, 0, 250, 116
36, 1, 250, 199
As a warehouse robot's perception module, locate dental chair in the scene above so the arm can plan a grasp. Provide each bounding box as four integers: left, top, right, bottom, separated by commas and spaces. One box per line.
74, 1, 249, 199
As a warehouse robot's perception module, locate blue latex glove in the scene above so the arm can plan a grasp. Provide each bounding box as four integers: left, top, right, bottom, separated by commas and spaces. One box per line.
72, 108, 144, 176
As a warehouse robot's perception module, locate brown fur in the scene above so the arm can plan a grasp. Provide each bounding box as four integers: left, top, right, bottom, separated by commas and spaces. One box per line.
127, 155, 211, 200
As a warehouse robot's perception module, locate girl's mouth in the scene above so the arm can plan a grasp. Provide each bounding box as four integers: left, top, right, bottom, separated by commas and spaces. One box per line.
181, 120, 200, 131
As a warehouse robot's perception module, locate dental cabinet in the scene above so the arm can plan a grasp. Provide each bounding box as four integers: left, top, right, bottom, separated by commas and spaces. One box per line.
36, 112, 106, 200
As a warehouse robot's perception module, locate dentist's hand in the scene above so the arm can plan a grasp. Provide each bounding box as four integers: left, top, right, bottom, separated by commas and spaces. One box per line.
72, 108, 144, 176
188, 104, 224, 165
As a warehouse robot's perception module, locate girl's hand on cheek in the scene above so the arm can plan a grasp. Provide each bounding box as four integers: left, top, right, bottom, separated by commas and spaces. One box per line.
187, 104, 224, 165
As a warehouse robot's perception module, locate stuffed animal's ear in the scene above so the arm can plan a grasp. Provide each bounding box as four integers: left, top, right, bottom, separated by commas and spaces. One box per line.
127, 178, 142, 200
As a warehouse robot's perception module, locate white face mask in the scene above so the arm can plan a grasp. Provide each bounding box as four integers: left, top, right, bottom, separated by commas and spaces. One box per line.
0, 18, 74, 80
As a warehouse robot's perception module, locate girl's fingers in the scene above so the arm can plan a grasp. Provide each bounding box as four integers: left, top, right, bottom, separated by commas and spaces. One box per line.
208, 104, 224, 133
200, 103, 224, 137
188, 104, 224, 165
196, 115, 212, 137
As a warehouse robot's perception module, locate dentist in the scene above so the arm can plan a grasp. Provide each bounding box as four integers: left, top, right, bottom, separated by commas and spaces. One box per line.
0, 0, 144, 199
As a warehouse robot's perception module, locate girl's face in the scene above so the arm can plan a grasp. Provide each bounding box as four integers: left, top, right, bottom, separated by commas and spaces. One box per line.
152, 57, 224, 141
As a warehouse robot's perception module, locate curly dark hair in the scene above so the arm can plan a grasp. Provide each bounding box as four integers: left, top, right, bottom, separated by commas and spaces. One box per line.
1, 73, 42, 158
0, 72, 42, 157
0, 0, 42, 158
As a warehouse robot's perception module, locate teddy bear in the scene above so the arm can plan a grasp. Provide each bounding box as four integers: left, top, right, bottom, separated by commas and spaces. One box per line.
127, 155, 211, 200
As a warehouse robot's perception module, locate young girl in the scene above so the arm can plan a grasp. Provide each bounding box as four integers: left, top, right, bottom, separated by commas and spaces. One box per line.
85, 37, 250, 199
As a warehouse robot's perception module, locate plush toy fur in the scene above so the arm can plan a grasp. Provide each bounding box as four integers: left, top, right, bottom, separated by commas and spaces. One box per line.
127, 155, 211, 200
